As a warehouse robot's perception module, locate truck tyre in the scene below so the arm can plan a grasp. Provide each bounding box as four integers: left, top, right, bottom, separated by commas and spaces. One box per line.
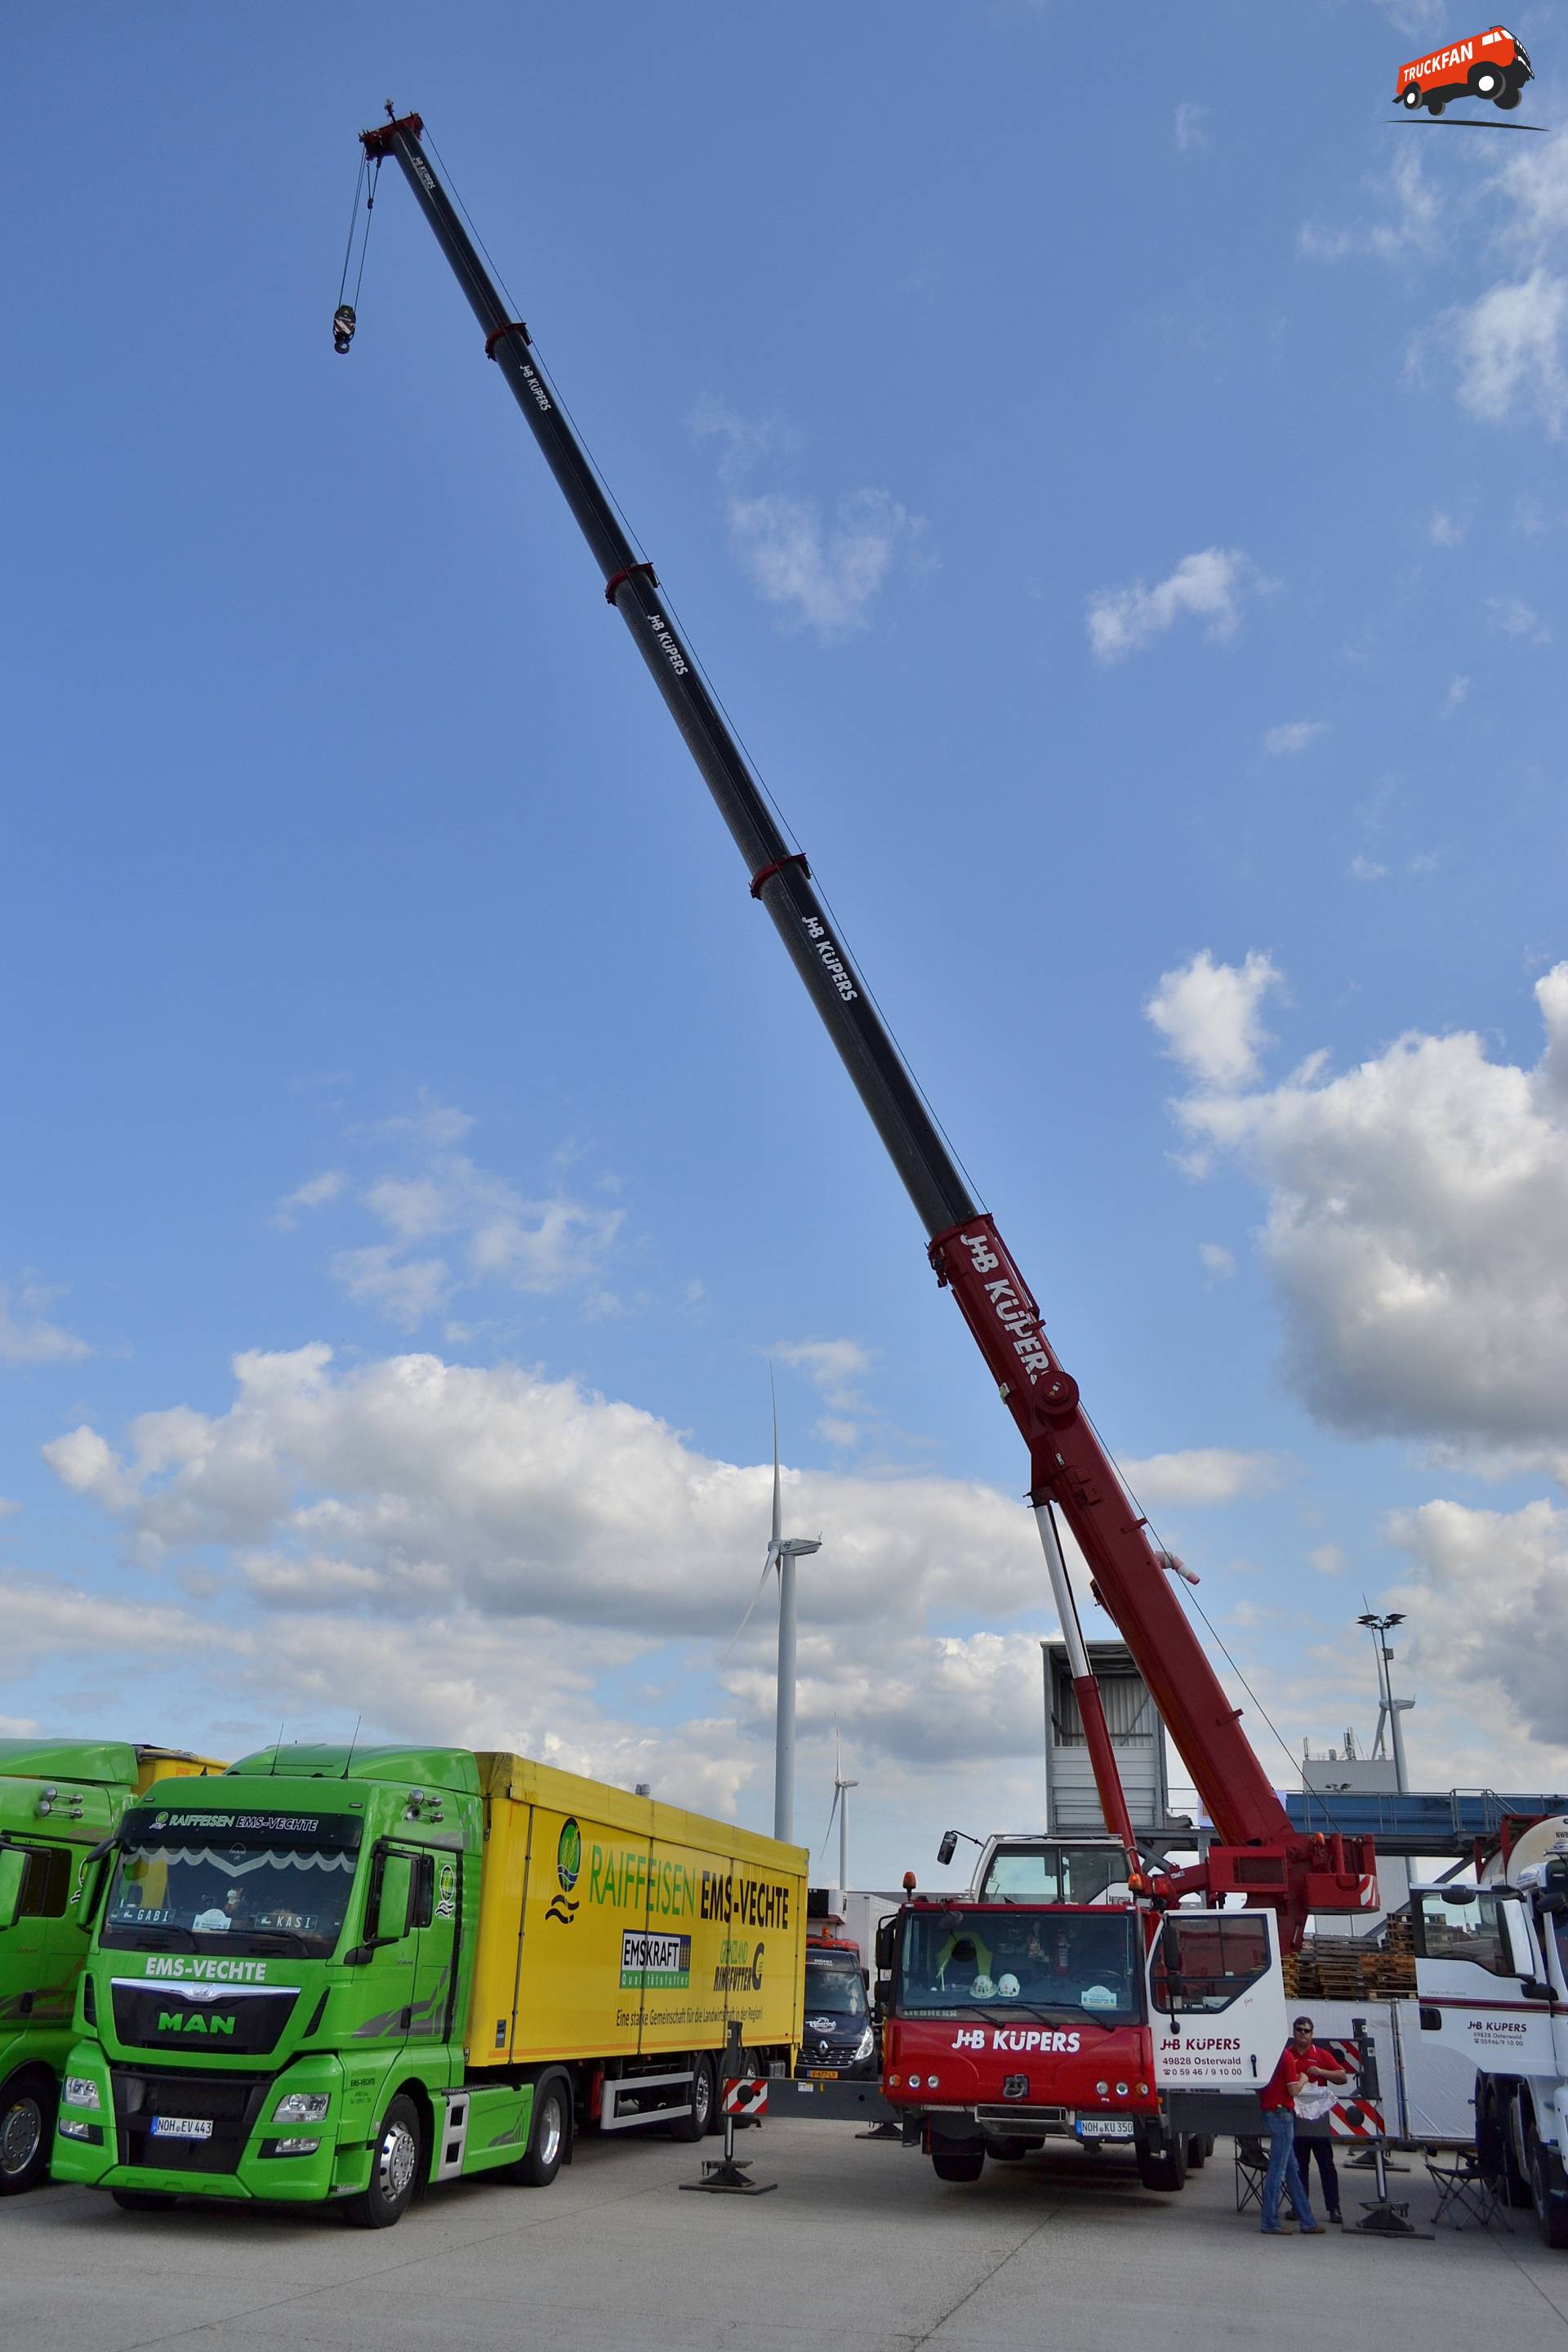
1471, 64, 1505, 98
1426, 94, 1446, 115
987, 2136, 1029, 2162
0, 2070, 55, 2196
111, 2189, 177, 2212
1401, 84, 1422, 109
1185, 2133, 1207, 2172
344, 2093, 423, 2229
1530, 2133, 1568, 2250
1496, 82, 1522, 109
508, 2073, 568, 2186
931, 2136, 985, 2183
1136, 2136, 1188, 2193
1505, 2087, 1539, 2209
670, 2055, 714, 2144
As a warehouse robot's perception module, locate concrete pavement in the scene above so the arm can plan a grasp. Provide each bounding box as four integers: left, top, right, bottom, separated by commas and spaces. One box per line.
7, 2125, 1568, 2350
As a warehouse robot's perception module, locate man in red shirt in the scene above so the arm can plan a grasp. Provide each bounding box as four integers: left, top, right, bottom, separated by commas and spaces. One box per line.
1290, 2015, 1354, 2223
1258, 2021, 1328, 2234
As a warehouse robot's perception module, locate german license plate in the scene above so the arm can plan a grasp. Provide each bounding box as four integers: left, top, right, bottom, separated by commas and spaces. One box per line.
1077, 2117, 1134, 2140
150, 2116, 212, 2140
805, 2068, 840, 2080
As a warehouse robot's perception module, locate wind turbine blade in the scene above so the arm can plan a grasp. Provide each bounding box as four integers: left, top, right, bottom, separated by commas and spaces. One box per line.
817, 1783, 842, 1862
722, 1550, 779, 1664
770, 1367, 782, 1554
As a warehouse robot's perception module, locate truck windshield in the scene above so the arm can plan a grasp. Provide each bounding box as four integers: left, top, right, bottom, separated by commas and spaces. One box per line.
979, 1844, 1125, 1904
805, 1953, 866, 2019
101, 1809, 362, 1958
900, 1907, 1139, 2023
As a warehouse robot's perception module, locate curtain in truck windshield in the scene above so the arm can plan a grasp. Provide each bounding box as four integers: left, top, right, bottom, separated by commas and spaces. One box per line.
104, 1815, 361, 1956
805, 1956, 867, 2018
901, 1909, 1138, 2021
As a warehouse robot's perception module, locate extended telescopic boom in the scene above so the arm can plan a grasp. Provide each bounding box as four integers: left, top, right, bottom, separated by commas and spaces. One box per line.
360, 111, 1374, 1940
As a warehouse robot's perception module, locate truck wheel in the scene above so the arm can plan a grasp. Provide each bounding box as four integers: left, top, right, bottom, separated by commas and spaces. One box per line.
344, 2094, 423, 2229
1185, 2133, 1207, 2172
1505, 2088, 1539, 2209
0, 2072, 55, 2195
987, 2136, 1029, 2162
1402, 84, 1422, 109
1527, 2119, 1568, 2250
1426, 94, 1446, 115
111, 2189, 177, 2212
1496, 83, 1522, 109
1471, 65, 1505, 98
509, 2074, 568, 2186
931, 2136, 985, 2183
1136, 2137, 1188, 2193
670, 2056, 714, 2144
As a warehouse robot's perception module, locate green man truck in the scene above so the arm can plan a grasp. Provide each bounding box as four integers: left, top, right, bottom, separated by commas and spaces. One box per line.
1, 1740, 223, 2193
53, 1743, 806, 2223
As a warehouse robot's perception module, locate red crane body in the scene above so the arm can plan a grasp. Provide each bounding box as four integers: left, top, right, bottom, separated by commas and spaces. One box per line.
360, 112, 1375, 1944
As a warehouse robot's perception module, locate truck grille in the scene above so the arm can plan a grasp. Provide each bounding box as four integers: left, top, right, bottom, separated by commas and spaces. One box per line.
112, 2069, 273, 2175
797, 2032, 871, 2069
111, 1980, 298, 2058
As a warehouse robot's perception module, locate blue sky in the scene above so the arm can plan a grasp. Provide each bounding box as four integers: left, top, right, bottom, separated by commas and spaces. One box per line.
4, 2, 1567, 1886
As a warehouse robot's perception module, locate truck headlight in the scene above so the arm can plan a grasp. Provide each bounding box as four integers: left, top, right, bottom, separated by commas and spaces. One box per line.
273, 2092, 331, 2124
270, 2136, 321, 2156
63, 2076, 101, 2111
853, 2027, 875, 2061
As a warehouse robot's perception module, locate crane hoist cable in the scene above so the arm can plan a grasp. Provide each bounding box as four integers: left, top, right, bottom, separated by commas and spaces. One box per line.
332, 149, 383, 354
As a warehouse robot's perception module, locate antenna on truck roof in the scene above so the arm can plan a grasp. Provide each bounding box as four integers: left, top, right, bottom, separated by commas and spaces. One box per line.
341, 1716, 363, 1780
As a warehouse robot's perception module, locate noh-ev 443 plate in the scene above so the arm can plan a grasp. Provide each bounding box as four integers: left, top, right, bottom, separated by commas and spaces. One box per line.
149, 2117, 213, 2140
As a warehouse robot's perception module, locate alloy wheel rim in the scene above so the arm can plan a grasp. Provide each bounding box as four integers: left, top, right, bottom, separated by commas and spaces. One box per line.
379, 2118, 417, 2200
0, 2098, 42, 2177
537, 2096, 563, 2167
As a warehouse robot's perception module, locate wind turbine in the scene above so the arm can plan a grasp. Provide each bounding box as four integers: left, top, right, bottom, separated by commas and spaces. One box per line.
820, 1730, 858, 1895
729, 1378, 821, 1843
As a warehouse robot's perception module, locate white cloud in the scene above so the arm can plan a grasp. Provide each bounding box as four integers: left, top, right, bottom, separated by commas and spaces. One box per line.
1299, 148, 1439, 265
1446, 269, 1568, 438
1263, 720, 1327, 758
1428, 510, 1464, 547
1388, 1498, 1568, 1769
1174, 102, 1209, 156
725, 489, 925, 636
1350, 853, 1388, 883
773, 1339, 872, 1414
36, 1344, 1111, 1804
1118, 1449, 1283, 1508
288, 1112, 626, 1334
1198, 1242, 1236, 1281
1152, 957, 1568, 1454
1486, 592, 1550, 644
1087, 548, 1270, 664
692, 400, 928, 638
1146, 949, 1281, 1091
1446, 674, 1471, 708
0, 1281, 90, 1366
270, 1170, 346, 1231
1308, 1544, 1343, 1578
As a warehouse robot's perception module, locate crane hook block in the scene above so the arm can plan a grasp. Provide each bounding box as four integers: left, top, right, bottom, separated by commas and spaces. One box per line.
333, 304, 357, 356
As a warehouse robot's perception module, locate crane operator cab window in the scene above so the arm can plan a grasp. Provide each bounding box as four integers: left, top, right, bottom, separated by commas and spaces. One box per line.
979, 1842, 1127, 1906
899, 1907, 1139, 2023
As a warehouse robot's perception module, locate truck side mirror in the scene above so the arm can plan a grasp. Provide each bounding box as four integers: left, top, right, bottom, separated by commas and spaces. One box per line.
1544, 1860, 1568, 1918
872, 1982, 889, 2023
875, 1917, 898, 1973
367, 1851, 414, 1944
0, 1846, 25, 1932
937, 1831, 958, 1867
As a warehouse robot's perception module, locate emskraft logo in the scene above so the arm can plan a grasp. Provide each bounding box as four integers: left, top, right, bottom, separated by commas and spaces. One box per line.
546, 1818, 581, 1925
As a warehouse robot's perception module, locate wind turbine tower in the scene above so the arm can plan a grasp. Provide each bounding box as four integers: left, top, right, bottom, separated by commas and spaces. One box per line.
824, 1733, 858, 1894
764, 1387, 820, 1845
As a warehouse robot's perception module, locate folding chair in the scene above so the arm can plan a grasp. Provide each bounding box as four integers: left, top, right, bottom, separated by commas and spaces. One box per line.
1426, 2146, 1512, 2232
1235, 2135, 1267, 2216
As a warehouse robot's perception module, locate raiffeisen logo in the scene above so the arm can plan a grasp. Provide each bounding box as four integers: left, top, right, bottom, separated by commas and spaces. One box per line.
546, 1819, 581, 1926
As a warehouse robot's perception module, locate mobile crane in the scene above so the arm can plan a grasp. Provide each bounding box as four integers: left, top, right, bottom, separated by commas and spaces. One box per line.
354, 110, 1375, 1958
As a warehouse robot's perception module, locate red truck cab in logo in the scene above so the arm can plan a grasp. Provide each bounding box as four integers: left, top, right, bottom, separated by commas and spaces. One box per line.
1394, 25, 1532, 111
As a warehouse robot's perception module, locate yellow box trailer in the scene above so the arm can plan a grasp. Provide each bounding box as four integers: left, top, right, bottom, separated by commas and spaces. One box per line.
470, 1753, 805, 2126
